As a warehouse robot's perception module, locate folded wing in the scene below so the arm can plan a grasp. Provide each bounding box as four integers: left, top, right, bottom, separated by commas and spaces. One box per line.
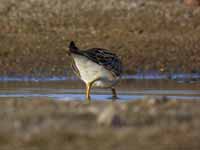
82, 48, 122, 77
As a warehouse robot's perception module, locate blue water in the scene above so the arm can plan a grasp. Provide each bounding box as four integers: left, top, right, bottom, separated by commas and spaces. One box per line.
0, 88, 199, 101
122, 73, 200, 81
0, 73, 199, 101
0, 72, 199, 82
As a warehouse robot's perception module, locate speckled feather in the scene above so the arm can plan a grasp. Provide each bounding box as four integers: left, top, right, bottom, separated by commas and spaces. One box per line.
71, 59, 81, 77
69, 41, 122, 79
81, 48, 122, 77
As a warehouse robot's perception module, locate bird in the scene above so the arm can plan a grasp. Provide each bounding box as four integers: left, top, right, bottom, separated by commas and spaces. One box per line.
68, 41, 123, 104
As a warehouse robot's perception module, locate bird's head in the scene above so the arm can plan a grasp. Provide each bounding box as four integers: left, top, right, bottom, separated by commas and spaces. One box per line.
68, 41, 79, 54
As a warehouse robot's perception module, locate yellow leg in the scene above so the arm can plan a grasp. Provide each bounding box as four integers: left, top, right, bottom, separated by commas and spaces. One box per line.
86, 83, 92, 104
85, 78, 100, 104
111, 87, 118, 100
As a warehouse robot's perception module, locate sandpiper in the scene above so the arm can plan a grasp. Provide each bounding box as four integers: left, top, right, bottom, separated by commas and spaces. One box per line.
68, 41, 122, 104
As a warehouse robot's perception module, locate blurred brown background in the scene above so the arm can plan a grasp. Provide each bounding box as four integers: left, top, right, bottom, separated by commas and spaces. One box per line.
0, 0, 200, 76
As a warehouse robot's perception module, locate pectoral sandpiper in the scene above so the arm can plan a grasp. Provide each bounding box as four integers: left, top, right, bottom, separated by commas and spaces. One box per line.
68, 41, 122, 104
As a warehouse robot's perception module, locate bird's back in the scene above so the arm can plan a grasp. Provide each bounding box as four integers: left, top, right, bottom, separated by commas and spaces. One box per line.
81, 48, 122, 77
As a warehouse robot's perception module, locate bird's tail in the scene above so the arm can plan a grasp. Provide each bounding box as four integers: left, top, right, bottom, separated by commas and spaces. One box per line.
68, 41, 80, 54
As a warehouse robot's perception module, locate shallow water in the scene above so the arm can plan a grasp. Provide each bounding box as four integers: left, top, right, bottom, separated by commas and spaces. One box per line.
0, 75, 199, 101
0, 72, 200, 82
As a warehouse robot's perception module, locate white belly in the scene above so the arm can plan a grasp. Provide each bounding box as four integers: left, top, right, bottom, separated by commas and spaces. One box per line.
73, 54, 118, 88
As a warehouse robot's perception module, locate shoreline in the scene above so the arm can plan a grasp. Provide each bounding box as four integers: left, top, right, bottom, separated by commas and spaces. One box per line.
0, 72, 200, 82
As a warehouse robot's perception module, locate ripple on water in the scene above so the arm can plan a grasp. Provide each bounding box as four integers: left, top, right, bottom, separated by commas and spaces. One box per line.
0, 89, 200, 101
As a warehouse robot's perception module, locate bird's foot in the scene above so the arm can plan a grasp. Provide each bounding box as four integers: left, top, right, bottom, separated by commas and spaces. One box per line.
107, 95, 119, 101
112, 95, 119, 101
84, 97, 91, 105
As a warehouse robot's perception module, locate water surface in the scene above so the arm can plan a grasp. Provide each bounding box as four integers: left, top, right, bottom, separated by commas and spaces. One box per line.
0, 75, 199, 101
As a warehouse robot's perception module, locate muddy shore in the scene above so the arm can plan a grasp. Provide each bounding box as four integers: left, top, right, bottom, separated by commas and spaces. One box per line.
0, 0, 200, 76
0, 97, 199, 150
